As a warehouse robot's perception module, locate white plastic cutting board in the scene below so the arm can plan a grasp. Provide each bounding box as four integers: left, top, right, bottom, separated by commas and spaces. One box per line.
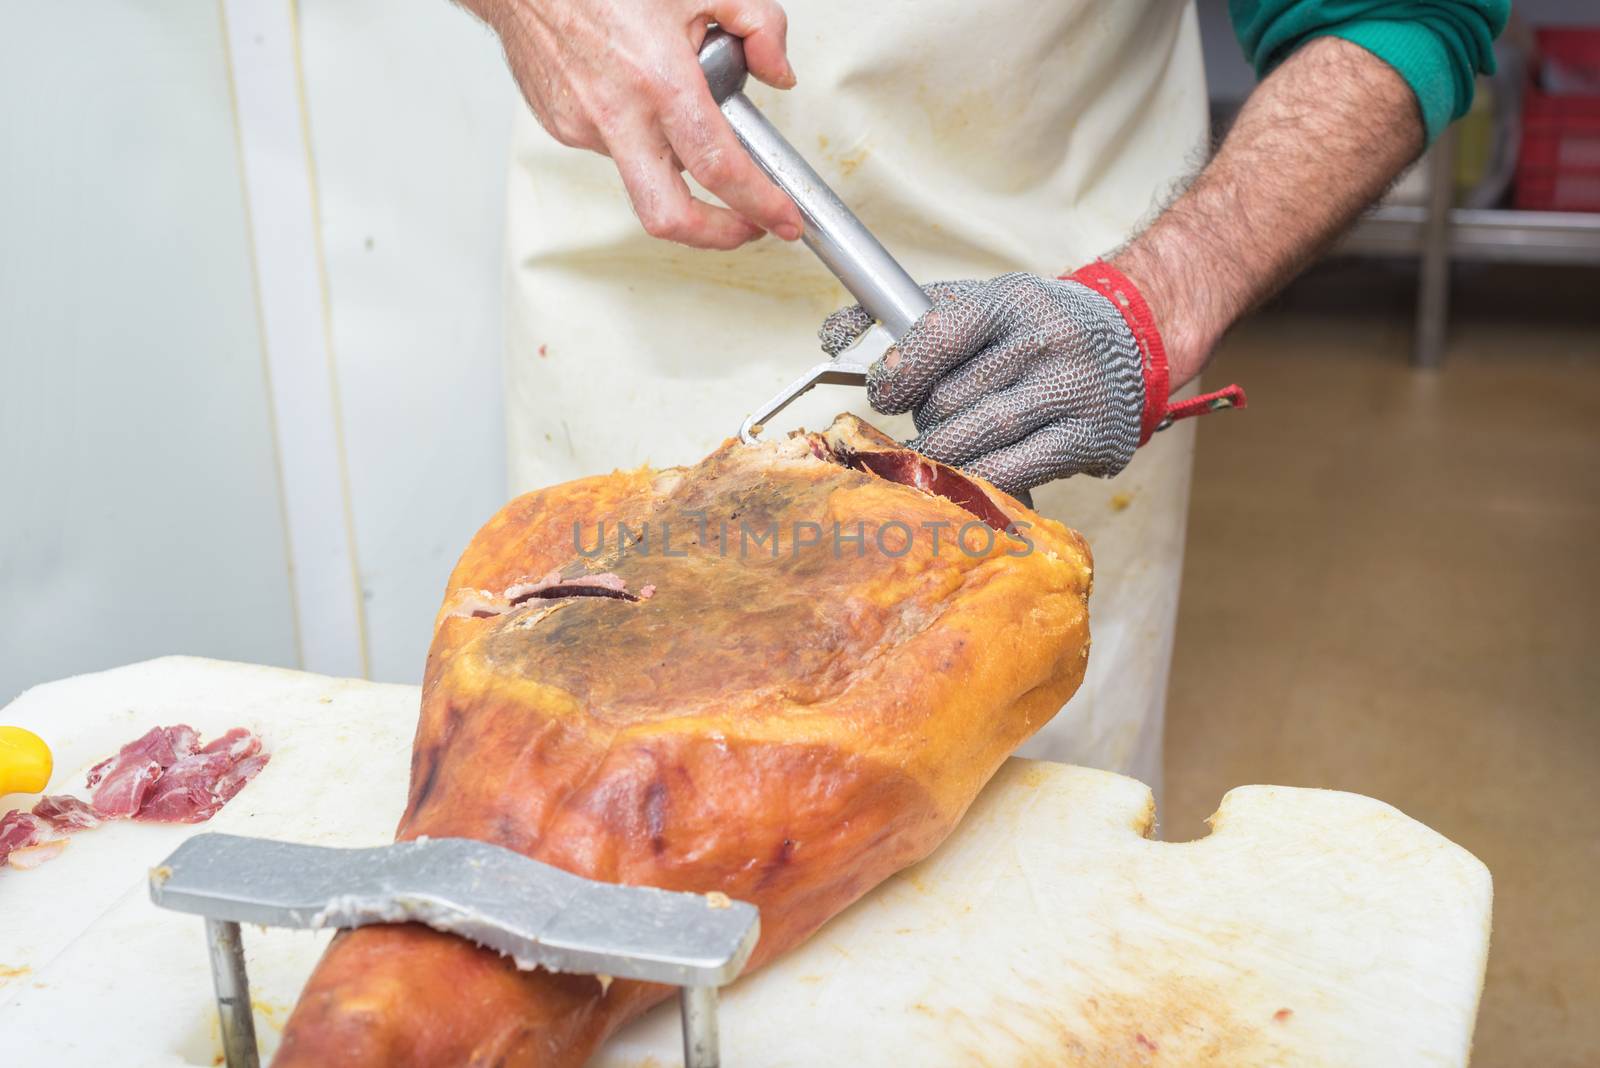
0, 658, 1491, 1066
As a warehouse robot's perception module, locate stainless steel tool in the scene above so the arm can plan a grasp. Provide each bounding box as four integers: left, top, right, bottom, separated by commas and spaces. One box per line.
697, 29, 932, 443
149, 833, 760, 1068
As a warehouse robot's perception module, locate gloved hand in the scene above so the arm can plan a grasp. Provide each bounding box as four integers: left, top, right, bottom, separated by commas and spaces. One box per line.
819, 265, 1165, 497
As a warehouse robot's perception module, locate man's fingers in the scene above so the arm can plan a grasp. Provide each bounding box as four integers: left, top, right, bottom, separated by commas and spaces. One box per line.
659, 72, 802, 239
708, 0, 796, 88
915, 333, 1042, 428
821, 283, 975, 359
867, 286, 1009, 415
912, 358, 1083, 466
818, 303, 874, 356
961, 421, 1100, 496
610, 125, 762, 250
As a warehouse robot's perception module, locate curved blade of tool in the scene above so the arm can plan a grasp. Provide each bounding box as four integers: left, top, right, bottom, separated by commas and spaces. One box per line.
700, 32, 929, 441
738, 324, 894, 443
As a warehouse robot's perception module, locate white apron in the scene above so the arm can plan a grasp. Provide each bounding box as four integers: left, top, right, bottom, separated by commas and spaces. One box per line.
504, 2, 1208, 791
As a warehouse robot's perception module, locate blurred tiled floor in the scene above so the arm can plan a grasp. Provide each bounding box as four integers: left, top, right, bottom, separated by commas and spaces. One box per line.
1163, 262, 1600, 1068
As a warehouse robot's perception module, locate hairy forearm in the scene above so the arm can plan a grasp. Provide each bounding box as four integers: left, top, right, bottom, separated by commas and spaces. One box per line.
1113, 36, 1424, 388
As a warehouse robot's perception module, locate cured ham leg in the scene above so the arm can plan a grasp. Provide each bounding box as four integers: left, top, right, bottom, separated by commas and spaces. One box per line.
275, 415, 1094, 1066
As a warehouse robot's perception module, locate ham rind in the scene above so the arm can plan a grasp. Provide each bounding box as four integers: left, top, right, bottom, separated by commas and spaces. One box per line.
32, 794, 102, 831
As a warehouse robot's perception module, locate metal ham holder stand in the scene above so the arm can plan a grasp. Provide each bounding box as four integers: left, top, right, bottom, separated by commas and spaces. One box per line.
148, 834, 759, 1068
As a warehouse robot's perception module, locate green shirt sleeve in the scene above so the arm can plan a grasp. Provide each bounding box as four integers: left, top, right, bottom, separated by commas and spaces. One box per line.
1228, 1, 1509, 142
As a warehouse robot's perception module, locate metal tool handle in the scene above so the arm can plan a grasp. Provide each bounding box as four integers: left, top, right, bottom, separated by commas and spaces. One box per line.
698, 30, 930, 339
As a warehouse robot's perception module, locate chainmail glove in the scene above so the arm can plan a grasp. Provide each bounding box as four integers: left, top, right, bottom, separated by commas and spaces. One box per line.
819, 265, 1170, 497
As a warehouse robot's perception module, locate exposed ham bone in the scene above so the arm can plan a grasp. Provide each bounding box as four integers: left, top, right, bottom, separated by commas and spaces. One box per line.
1, 724, 269, 872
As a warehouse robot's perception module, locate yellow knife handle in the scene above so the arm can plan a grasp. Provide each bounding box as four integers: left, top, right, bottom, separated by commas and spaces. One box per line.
0, 726, 53, 796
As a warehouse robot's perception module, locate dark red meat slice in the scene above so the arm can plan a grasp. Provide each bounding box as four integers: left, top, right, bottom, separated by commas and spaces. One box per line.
32, 794, 103, 831
844, 450, 1017, 532
85, 724, 200, 787
89, 757, 163, 818
136, 733, 269, 824
136, 751, 235, 823
7, 723, 269, 873
214, 752, 270, 804
200, 727, 262, 762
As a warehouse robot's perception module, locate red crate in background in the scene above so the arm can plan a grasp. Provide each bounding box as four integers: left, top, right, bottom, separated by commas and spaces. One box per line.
1516, 27, 1600, 212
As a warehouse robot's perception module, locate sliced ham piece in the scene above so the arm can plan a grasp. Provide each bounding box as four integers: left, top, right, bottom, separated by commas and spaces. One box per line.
214, 752, 270, 805
0, 811, 35, 865
3, 723, 270, 874
90, 757, 163, 819
135, 751, 235, 823
201, 727, 262, 762
85, 722, 252, 819
85, 725, 200, 788
32, 794, 102, 831
0, 811, 57, 867
136, 727, 269, 823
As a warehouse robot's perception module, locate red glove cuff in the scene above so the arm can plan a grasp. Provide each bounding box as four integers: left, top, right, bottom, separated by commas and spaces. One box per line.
1065, 261, 1246, 446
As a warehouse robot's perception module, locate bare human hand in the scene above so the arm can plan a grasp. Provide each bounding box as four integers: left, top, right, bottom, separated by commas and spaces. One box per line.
464, 0, 803, 250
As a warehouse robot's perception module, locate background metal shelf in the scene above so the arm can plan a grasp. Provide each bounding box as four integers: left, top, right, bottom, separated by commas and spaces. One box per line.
1343, 205, 1600, 266
1331, 126, 1600, 367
